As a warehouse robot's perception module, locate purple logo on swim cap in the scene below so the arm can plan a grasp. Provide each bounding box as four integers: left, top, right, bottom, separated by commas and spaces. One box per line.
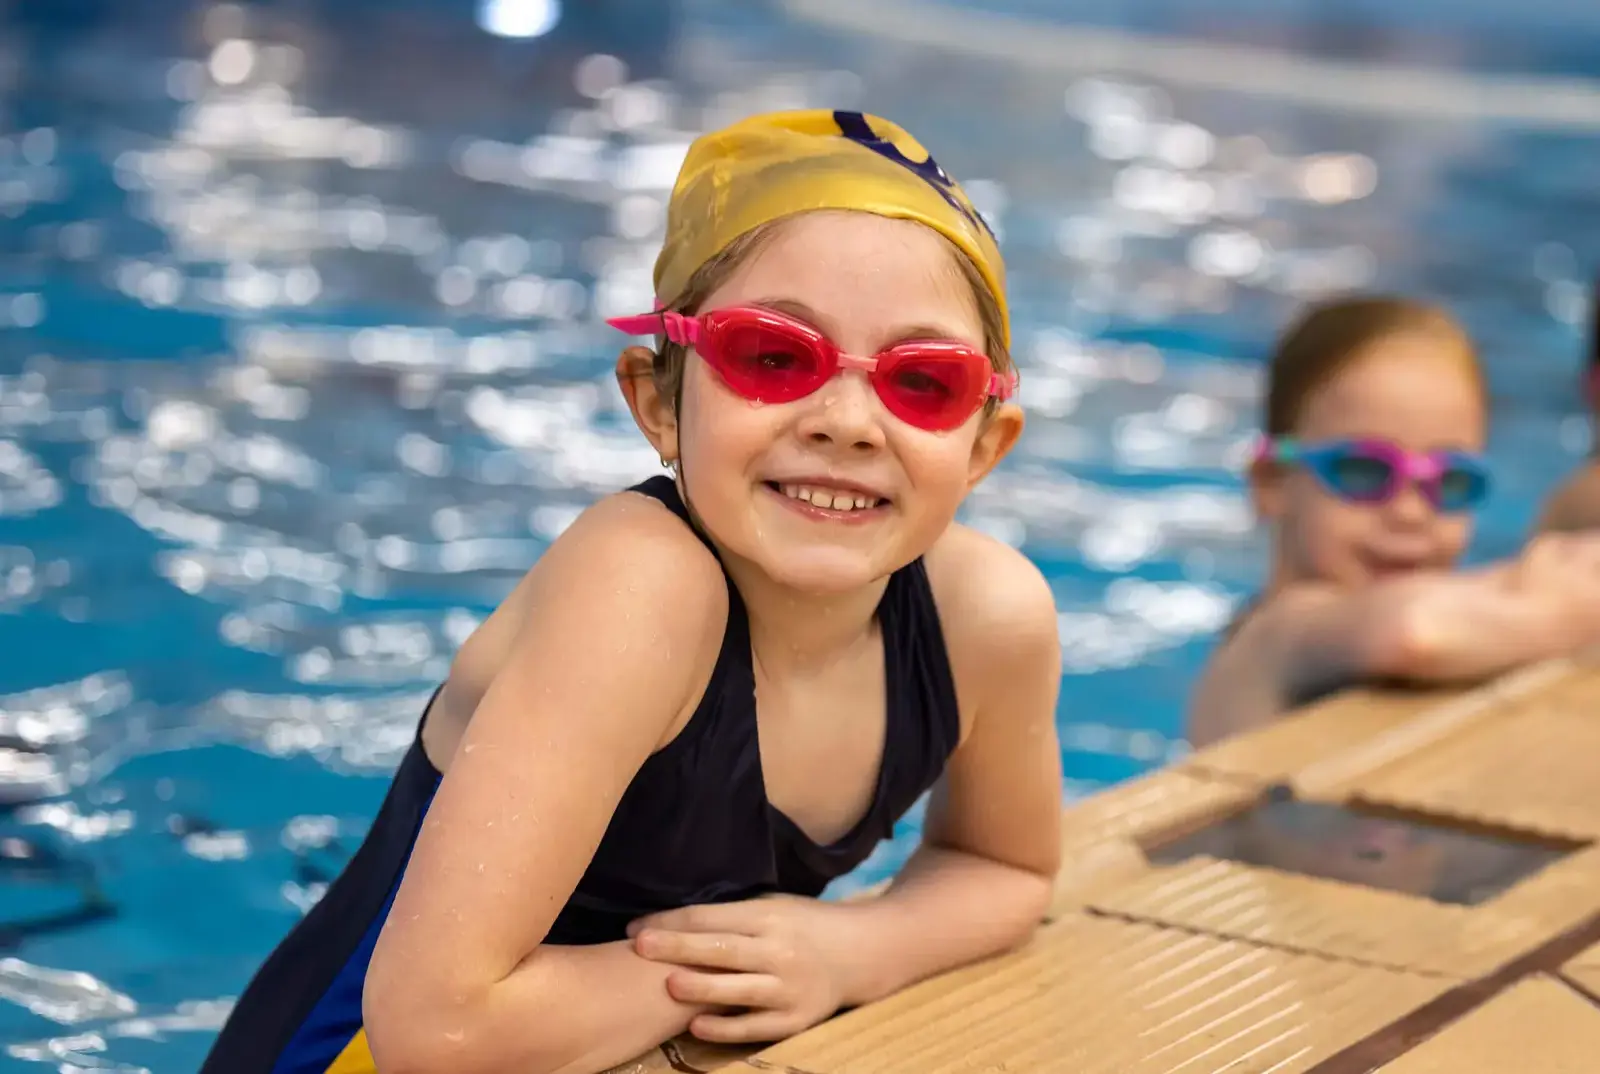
832, 111, 997, 242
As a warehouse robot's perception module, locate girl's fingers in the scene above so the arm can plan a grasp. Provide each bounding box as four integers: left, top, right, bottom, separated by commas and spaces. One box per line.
688, 1007, 800, 1044
634, 929, 772, 972
666, 970, 787, 1009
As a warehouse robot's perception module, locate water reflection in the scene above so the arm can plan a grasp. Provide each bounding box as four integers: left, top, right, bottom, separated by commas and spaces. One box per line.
1, 0, 1597, 1068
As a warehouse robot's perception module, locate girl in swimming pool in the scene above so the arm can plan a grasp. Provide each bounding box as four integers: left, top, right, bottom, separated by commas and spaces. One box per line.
1535, 277, 1600, 534
201, 110, 1064, 1074
1188, 295, 1600, 749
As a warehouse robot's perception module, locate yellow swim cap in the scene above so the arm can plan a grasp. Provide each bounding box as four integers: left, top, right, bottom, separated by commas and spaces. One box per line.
653, 109, 1009, 349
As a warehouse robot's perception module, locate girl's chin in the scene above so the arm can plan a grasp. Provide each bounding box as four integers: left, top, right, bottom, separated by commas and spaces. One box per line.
756, 557, 890, 595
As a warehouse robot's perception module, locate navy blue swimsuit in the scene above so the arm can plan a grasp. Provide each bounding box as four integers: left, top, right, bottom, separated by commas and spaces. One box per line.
200, 474, 964, 1074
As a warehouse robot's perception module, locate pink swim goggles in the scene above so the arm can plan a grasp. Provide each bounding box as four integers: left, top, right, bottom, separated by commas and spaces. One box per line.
1254, 436, 1491, 513
607, 305, 1016, 432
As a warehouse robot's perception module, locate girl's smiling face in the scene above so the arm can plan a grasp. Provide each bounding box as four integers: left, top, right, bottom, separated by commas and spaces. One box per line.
625, 209, 1023, 595
1257, 333, 1488, 589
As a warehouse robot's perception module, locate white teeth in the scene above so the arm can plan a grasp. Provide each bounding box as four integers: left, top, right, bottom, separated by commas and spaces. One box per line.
777, 484, 882, 512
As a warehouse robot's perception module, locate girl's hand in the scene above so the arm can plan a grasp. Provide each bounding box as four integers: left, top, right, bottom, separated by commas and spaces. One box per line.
627, 894, 856, 1044
1510, 531, 1600, 587
1504, 532, 1600, 631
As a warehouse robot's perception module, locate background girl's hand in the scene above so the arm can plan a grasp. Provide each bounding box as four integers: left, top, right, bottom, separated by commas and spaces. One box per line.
1504, 533, 1600, 629
627, 894, 857, 1044
1518, 531, 1600, 580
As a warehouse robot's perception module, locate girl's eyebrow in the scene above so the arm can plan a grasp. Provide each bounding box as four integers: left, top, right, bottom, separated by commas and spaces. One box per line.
750, 297, 829, 330
750, 297, 972, 348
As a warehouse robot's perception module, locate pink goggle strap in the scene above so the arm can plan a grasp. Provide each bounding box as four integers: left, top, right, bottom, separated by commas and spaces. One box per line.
605, 310, 701, 347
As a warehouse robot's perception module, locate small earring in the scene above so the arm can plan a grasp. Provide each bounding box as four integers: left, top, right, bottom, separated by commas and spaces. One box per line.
660, 455, 675, 471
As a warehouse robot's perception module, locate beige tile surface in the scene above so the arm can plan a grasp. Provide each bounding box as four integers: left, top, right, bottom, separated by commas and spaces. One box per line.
1087, 856, 1547, 978
710, 914, 1450, 1074
1558, 936, 1600, 1002
1476, 844, 1600, 939
1562, 936, 1600, 975
1332, 666, 1600, 841
614, 658, 1600, 1074
1051, 768, 1258, 916
603, 1038, 761, 1074
1059, 768, 1259, 849
1337, 669, 1600, 845
1375, 976, 1600, 1073
1180, 685, 1457, 786
1291, 660, 1577, 799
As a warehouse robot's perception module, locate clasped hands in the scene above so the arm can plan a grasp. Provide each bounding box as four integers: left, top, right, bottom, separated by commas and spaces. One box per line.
627, 893, 860, 1044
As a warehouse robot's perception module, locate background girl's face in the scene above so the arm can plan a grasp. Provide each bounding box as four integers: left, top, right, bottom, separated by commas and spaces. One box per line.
666, 210, 1020, 595
1256, 334, 1488, 588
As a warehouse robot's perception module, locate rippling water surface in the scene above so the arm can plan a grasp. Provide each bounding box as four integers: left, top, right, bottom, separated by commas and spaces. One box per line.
0, 0, 1597, 1068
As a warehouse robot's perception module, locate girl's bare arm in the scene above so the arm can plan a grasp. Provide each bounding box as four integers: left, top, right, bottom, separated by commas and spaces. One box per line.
362, 492, 730, 1074
837, 530, 1064, 1005
1188, 543, 1600, 748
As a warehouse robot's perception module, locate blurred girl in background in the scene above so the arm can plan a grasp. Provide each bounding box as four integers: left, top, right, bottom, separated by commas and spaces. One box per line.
1189, 295, 1600, 748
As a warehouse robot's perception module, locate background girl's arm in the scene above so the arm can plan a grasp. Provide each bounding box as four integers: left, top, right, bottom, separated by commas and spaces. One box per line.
1188, 534, 1600, 747
362, 492, 731, 1074
833, 531, 1063, 1007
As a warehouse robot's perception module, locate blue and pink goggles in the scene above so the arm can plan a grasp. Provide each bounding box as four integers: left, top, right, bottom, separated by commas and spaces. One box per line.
1254, 436, 1491, 513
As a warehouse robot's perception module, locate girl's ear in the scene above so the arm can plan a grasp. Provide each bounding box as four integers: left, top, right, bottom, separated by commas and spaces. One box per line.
1249, 453, 1289, 522
616, 346, 679, 464
965, 403, 1024, 489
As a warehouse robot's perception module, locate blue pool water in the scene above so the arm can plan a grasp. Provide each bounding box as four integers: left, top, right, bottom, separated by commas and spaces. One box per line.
0, 0, 1597, 1069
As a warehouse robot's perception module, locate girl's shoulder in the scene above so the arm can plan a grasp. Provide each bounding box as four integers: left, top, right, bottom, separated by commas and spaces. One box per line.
540, 484, 732, 621
922, 523, 1057, 639
1538, 461, 1600, 535
440, 486, 730, 735
1220, 594, 1261, 643
495, 485, 730, 614
921, 525, 1060, 721
572, 483, 728, 574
